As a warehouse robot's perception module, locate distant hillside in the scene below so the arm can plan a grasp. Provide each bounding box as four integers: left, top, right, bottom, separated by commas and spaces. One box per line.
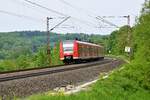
0, 31, 108, 59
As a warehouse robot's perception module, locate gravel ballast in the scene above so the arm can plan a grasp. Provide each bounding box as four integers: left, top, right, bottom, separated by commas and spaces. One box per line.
0, 59, 124, 99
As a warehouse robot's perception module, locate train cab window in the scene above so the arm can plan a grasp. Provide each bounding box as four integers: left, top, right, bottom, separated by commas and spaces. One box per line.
63, 41, 74, 52
64, 47, 73, 51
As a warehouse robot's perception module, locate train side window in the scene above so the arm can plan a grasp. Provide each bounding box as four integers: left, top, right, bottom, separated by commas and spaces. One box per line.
79, 44, 82, 56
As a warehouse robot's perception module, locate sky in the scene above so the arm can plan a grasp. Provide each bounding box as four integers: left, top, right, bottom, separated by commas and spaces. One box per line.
0, 0, 145, 34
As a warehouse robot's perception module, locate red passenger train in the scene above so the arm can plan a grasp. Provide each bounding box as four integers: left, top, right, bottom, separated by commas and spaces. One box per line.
59, 40, 104, 63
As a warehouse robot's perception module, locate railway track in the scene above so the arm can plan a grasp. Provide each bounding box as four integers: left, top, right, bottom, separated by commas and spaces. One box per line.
0, 58, 124, 98
0, 59, 112, 82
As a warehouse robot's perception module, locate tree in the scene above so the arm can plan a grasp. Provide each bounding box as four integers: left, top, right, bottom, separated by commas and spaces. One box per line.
33, 47, 49, 67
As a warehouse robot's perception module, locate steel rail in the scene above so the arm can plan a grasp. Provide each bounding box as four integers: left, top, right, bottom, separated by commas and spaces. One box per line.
0, 59, 113, 82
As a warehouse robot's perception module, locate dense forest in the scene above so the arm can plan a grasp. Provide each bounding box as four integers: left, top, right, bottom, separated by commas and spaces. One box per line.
28, 0, 150, 99
0, 31, 108, 71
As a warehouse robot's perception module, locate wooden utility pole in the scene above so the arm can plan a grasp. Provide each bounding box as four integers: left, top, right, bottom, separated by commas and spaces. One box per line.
127, 15, 132, 61
47, 17, 53, 65
46, 16, 70, 65
123, 15, 131, 61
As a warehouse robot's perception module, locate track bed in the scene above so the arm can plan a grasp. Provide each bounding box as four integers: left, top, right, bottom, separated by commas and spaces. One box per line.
0, 58, 124, 99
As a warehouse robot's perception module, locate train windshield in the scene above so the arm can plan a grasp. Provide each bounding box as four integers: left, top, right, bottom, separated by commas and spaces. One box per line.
63, 41, 74, 52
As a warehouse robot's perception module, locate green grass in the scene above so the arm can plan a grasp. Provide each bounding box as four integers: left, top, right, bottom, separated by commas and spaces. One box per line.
26, 61, 150, 100
106, 54, 130, 63
0, 45, 63, 72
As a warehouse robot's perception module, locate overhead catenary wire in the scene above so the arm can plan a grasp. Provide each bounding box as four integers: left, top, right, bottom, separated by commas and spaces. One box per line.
12, 0, 88, 32
24, 0, 68, 17
15, 0, 120, 29
58, 0, 119, 28
95, 26, 120, 28
96, 16, 119, 28
4, 0, 119, 33
55, 24, 75, 29
57, 0, 98, 24
0, 9, 43, 22
10, 0, 67, 20
56, 26, 75, 29
50, 16, 71, 31
23, 0, 98, 27
58, 0, 95, 18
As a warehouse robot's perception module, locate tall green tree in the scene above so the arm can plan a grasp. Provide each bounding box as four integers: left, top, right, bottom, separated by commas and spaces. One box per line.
133, 0, 150, 62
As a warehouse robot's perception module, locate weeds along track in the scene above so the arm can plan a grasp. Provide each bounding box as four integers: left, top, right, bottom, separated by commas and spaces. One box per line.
0, 58, 124, 98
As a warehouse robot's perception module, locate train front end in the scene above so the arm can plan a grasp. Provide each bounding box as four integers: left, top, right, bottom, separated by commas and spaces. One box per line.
60, 40, 78, 63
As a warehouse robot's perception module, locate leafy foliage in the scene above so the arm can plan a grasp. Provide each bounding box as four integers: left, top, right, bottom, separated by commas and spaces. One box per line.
106, 25, 132, 56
